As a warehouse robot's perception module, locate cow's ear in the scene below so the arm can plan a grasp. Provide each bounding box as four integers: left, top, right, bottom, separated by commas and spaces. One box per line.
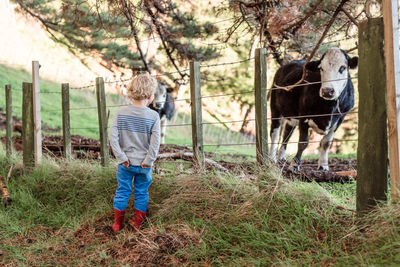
305, 60, 320, 72
348, 56, 358, 69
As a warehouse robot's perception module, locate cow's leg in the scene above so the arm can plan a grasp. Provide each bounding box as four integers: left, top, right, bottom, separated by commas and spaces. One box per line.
278, 120, 296, 161
270, 117, 281, 162
318, 124, 336, 171
160, 116, 167, 144
291, 120, 309, 170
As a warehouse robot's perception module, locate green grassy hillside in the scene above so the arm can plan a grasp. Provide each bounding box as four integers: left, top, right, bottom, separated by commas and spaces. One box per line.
0, 63, 119, 138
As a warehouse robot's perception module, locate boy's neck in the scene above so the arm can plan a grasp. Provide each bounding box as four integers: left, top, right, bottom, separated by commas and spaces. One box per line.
132, 99, 148, 107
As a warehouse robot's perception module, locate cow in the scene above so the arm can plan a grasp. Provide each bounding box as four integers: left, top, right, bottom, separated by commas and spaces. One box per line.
149, 82, 175, 144
269, 47, 358, 171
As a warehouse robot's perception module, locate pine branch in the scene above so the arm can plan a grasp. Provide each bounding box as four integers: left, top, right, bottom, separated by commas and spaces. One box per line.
119, 0, 150, 72
144, 1, 188, 80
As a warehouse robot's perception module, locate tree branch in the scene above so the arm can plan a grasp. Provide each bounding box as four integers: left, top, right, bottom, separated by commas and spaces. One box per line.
275, 0, 351, 91
283, 0, 324, 35
340, 7, 359, 26
144, 1, 187, 80
119, 0, 150, 72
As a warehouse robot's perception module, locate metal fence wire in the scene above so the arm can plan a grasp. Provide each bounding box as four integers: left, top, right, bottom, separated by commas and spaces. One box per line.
2, 42, 359, 174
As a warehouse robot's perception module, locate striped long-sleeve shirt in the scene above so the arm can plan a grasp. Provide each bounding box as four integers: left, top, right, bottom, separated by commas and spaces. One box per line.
109, 106, 160, 166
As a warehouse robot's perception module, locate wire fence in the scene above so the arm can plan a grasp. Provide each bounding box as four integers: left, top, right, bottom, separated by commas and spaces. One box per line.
1, 43, 360, 175
3, 69, 359, 146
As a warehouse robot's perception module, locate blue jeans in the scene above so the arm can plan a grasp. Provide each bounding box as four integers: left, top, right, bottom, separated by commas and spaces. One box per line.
113, 164, 152, 212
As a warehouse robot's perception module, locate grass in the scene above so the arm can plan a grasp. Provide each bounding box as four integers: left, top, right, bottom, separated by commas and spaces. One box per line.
1, 149, 399, 266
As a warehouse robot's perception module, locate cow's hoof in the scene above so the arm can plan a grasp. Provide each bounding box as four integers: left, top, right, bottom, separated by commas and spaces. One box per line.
318, 165, 329, 171
279, 156, 287, 162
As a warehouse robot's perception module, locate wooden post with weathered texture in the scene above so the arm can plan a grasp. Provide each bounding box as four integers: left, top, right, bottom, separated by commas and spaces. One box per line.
5, 85, 12, 157
96, 77, 109, 167
62, 83, 72, 159
190, 61, 204, 168
22, 82, 35, 168
383, 0, 400, 201
32, 61, 42, 164
254, 48, 268, 165
357, 18, 388, 214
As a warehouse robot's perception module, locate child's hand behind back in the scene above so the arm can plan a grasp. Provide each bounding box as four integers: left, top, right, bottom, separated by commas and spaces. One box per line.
122, 160, 130, 168
141, 162, 151, 168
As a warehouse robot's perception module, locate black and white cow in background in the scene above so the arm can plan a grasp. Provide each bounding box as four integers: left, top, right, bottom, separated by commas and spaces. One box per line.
270, 47, 358, 170
149, 82, 175, 144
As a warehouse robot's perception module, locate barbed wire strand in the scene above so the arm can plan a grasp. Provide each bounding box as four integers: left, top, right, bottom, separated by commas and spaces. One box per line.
70, 127, 100, 130
269, 76, 358, 91
201, 90, 254, 99
164, 123, 193, 127
198, 108, 359, 127
70, 84, 95, 90
107, 97, 191, 108
203, 138, 357, 147
200, 58, 254, 68
41, 91, 62, 94
100, 56, 254, 86
285, 36, 357, 52
69, 106, 98, 111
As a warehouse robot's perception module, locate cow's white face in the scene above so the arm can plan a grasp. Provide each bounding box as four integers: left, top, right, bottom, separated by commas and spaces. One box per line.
152, 82, 168, 110
306, 47, 358, 101
319, 48, 349, 100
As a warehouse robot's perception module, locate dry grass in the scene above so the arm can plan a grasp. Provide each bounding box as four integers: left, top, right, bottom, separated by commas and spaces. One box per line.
1, 156, 400, 266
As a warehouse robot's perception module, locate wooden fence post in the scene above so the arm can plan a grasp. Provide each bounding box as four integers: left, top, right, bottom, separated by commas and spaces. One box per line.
32, 61, 42, 164
190, 61, 204, 167
383, 0, 400, 201
22, 82, 35, 168
62, 83, 72, 159
96, 77, 109, 167
254, 48, 268, 165
357, 18, 388, 214
5, 85, 12, 157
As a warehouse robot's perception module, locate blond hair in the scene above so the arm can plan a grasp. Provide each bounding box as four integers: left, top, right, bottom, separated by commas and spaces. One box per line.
127, 73, 158, 100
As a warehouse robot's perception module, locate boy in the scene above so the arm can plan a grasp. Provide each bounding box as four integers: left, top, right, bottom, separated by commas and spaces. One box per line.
109, 73, 161, 233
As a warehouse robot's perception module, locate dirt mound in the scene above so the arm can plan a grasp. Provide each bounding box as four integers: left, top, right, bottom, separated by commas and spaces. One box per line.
72, 213, 200, 266
278, 158, 357, 183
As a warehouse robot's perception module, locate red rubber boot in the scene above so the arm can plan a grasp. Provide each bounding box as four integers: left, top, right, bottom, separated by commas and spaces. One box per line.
129, 210, 147, 232
112, 209, 126, 233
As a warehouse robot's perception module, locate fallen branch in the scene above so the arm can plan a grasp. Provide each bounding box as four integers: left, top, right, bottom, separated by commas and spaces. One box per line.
281, 168, 355, 183
6, 164, 14, 183
42, 143, 101, 151
335, 170, 357, 178
0, 175, 11, 206
157, 152, 230, 173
